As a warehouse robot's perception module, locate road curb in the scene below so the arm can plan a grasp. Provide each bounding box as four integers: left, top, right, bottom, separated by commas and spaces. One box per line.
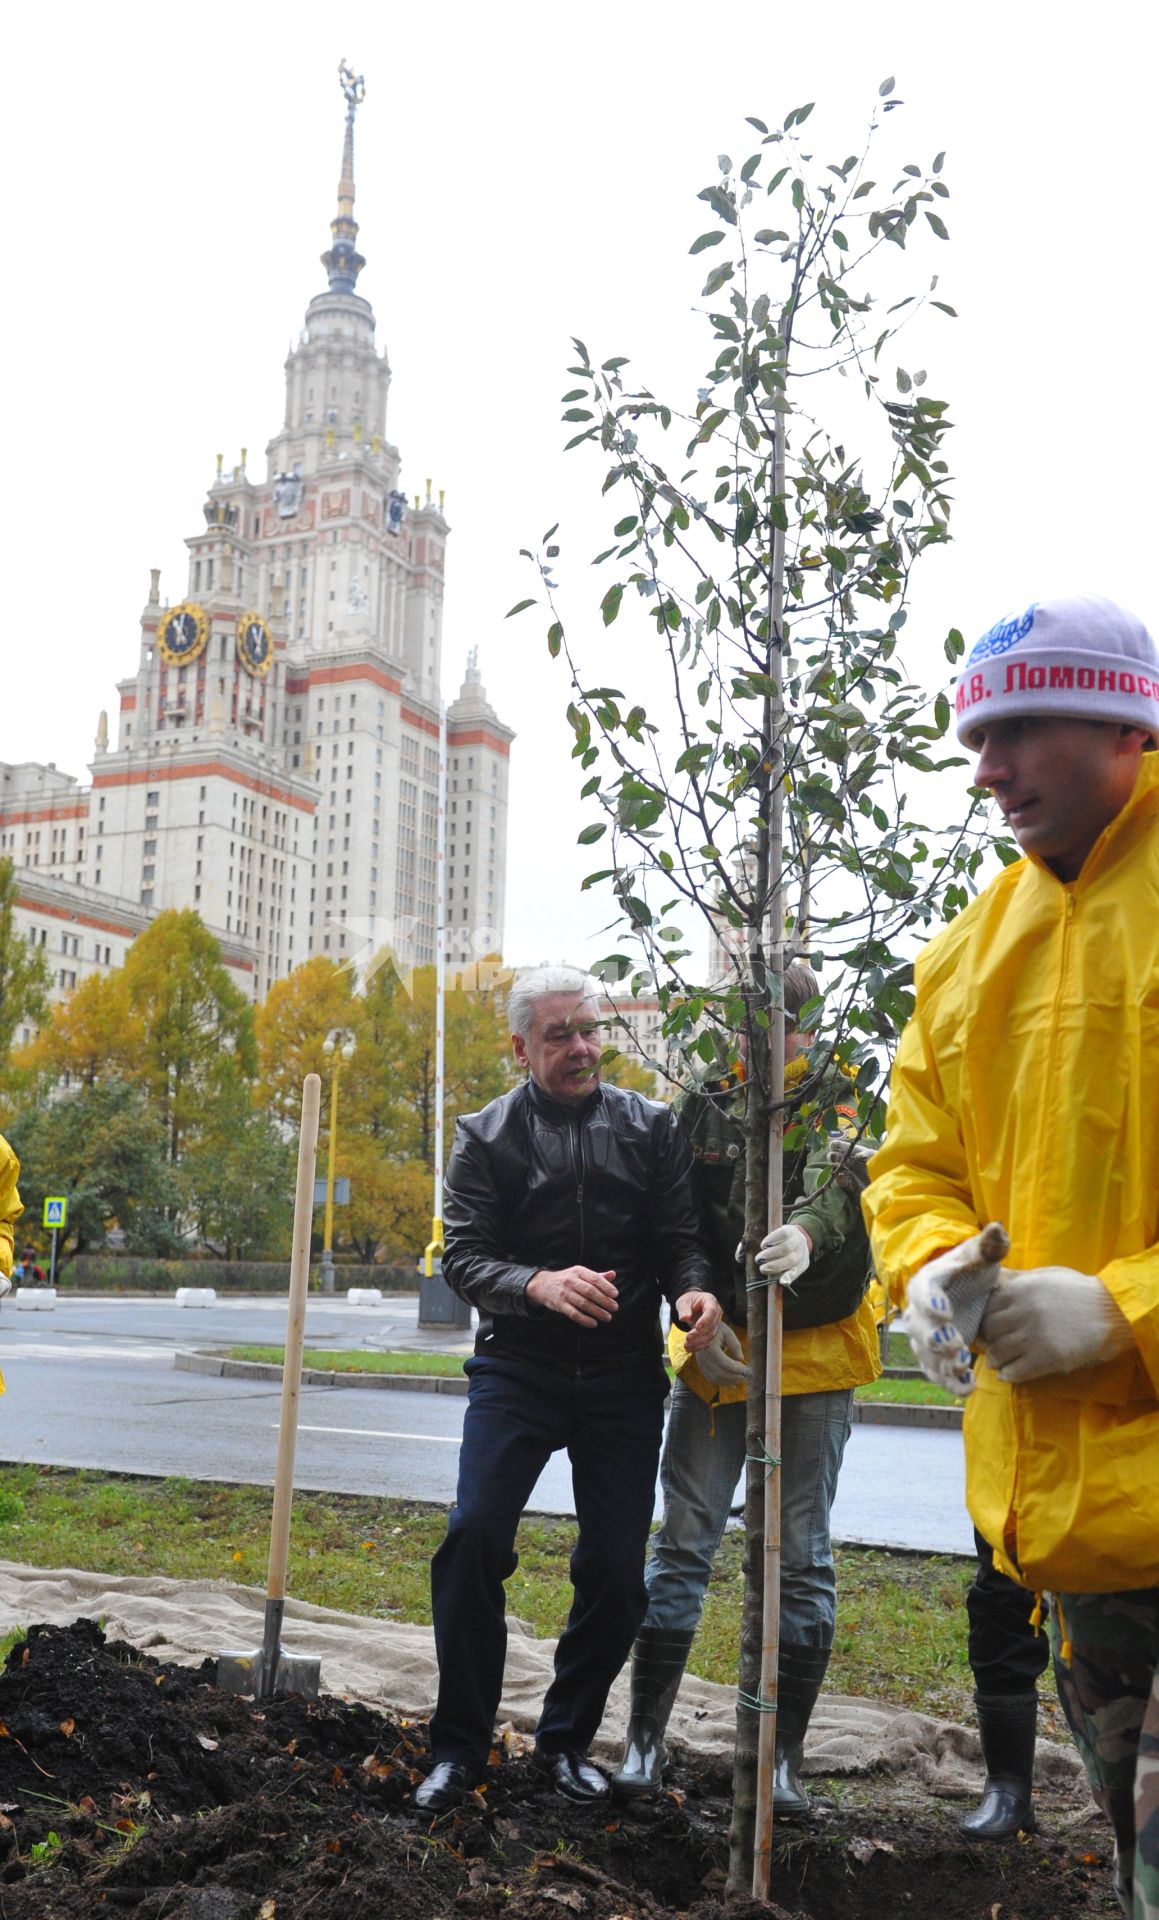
174, 1351, 471, 1395
174, 1352, 963, 1425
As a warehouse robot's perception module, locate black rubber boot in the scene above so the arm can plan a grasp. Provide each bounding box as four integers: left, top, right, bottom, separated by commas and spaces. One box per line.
611, 1628, 696, 1798
774, 1644, 832, 1817
959, 1691, 1038, 1839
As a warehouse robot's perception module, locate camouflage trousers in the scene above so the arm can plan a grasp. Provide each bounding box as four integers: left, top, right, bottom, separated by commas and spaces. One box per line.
1051, 1588, 1159, 1919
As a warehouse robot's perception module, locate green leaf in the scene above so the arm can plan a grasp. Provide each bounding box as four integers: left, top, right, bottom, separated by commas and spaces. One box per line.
601, 356, 630, 370
925, 212, 950, 240
547, 621, 563, 657
740, 154, 761, 183
561, 389, 587, 402
578, 823, 607, 845
613, 515, 638, 537
506, 598, 536, 618
746, 116, 769, 133
934, 691, 951, 733
601, 583, 624, 627
702, 262, 735, 297
931, 300, 957, 316
879, 75, 896, 96
690, 230, 725, 254
563, 408, 593, 422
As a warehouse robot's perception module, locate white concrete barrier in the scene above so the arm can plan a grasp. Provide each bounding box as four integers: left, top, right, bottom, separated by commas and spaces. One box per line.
174, 1287, 218, 1308
15, 1288, 56, 1311
346, 1287, 383, 1305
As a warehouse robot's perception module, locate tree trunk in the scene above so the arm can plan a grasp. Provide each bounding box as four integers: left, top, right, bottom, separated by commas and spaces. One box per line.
728, 403, 788, 1901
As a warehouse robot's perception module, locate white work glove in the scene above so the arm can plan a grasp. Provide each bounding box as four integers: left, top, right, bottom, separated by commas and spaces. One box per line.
978, 1267, 1135, 1383
695, 1322, 750, 1387
0, 1269, 10, 1299
755, 1224, 811, 1287
902, 1224, 1011, 1397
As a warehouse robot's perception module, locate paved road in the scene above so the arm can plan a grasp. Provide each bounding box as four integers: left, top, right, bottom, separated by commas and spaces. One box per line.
0, 1295, 974, 1555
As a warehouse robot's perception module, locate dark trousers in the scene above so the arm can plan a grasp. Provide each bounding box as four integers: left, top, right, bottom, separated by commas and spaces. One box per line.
429, 1354, 667, 1773
967, 1527, 1051, 1695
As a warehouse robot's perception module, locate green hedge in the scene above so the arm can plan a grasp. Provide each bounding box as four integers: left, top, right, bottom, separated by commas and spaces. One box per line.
57, 1257, 419, 1295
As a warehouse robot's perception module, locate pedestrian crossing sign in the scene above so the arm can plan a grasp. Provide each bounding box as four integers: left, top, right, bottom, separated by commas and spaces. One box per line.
43, 1196, 67, 1228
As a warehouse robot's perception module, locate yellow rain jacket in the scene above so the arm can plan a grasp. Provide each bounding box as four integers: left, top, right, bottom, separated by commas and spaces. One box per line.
0, 1136, 22, 1395
865, 755, 1159, 1593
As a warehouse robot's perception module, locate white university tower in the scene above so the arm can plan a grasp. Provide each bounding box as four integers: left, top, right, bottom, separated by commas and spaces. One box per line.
0, 64, 514, 1022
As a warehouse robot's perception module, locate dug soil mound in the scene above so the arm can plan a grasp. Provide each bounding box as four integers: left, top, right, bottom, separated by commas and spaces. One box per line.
0, 1622, 1115, 1919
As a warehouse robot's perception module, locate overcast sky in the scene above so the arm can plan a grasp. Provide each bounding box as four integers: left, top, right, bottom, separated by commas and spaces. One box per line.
3, 1, 1153, 972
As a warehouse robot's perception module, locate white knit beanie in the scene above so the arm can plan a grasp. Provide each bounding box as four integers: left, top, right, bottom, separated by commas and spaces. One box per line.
953, 596, 1159, 744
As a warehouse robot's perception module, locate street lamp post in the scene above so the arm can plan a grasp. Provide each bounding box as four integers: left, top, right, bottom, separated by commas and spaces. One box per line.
319, 1028, 355, 1294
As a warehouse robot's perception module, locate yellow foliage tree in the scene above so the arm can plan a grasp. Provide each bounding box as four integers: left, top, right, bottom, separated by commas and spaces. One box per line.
337, 1133, 430, 1265
255, 955, 359, 1127
15, 969, 136, 1093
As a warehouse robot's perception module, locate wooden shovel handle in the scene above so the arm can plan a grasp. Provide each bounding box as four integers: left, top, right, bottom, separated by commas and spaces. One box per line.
267, 1074, 322, 1605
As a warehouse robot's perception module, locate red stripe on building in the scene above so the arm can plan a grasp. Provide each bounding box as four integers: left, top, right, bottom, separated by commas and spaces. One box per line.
17, 896, 142, 942
297, 663, 404, 695
401, 706, 440, 740
0, 804, 88, 828
16, 892, 257, 972
120, 694, 137, 711
447, 727, 512, 758
90, 762, 316, 814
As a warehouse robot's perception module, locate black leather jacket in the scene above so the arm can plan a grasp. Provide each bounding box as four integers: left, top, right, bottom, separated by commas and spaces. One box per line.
442, 1077, 714, 1374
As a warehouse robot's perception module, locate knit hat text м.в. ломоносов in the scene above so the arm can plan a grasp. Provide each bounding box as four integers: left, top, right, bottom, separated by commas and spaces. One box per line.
953, 596, 1159, 744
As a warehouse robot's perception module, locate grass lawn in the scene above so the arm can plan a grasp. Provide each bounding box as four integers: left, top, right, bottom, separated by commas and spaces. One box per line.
0, 1462, 979, 1721
227, 1345, 467, 1376
855, 1376, 960, 1407
227, 1345, 959, 1409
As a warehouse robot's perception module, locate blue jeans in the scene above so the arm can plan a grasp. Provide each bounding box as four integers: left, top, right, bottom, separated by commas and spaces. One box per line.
642, 1377, 854, 1648
429, 1355, 668, 1772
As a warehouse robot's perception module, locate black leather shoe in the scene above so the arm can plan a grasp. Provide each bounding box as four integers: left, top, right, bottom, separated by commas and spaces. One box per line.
413, 1759, 470, 1813
537, 1747, 611, 1803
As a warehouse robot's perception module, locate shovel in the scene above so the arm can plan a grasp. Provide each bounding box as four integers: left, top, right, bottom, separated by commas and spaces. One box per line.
217, 1073, 323, 1702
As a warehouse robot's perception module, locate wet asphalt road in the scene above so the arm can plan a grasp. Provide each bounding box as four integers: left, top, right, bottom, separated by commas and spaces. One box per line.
0, 1294, 974, 1555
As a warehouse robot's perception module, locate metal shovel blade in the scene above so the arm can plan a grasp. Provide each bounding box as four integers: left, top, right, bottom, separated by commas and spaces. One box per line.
217, 1597, 320, 1701
216, 1643, 321, 1701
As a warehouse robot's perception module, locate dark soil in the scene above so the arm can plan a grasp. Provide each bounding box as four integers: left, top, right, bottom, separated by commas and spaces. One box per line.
0, 1621, 1116, 1918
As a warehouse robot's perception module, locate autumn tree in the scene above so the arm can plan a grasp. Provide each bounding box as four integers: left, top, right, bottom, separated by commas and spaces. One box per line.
252, 954, 512, 1262
515, 83, 992, 1893
16, 910, 257, 1194
339, 1134, 430, 1264
0, 857, 50, 1075
255, 955, 359, 1129
354, 960, 514, 1167
7, 1080, 182, 1265
182, 1072, 295, 1261
119, 911, 256, 1163
15, 968, 134, 1096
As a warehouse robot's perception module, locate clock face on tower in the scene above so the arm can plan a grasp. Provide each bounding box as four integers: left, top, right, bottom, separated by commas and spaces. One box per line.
157, 602, 209, 666
237, 612, 273, 677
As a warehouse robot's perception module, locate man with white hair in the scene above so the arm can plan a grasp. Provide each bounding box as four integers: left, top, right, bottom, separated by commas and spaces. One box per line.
866, 597, 1159, 1915
414, 965, 722, 1814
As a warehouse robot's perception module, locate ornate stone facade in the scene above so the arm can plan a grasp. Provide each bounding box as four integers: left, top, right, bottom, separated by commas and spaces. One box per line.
0, 70, 512, 1008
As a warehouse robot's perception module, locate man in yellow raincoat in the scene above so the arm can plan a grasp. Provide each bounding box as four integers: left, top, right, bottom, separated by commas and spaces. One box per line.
865, 595, 1159, 1918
